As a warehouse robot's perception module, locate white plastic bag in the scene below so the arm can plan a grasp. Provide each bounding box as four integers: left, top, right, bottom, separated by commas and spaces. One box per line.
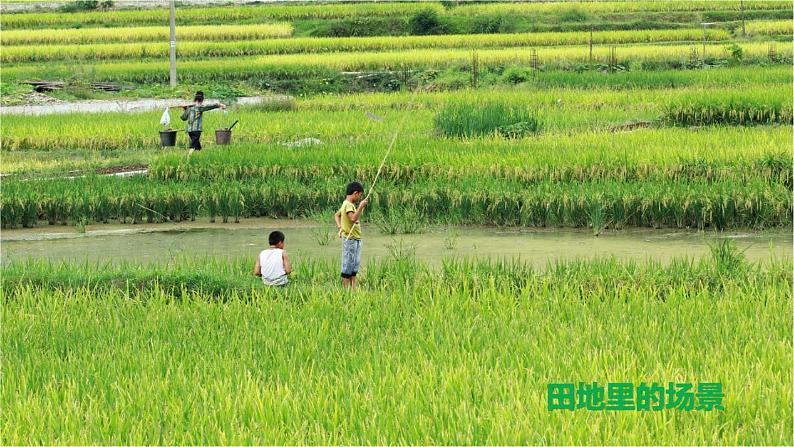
160, 108, 171, 126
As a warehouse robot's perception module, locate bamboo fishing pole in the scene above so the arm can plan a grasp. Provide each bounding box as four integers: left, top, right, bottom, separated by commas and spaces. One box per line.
342, 86, 423, 241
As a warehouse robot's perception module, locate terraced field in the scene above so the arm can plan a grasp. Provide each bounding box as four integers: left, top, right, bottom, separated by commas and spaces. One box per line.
1, 1, 792, 445
1, 0, 790, 89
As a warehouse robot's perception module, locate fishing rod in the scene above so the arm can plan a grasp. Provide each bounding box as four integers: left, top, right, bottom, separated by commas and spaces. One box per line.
342, 86, 423, 241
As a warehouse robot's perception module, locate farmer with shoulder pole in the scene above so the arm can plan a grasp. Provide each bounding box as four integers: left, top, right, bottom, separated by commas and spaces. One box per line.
180, 91, 225, 155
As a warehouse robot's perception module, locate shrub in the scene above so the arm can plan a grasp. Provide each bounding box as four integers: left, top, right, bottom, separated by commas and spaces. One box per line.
434, 101, 540, 138
409, 8, 443, 35
502, 66, 532, 84
60, 1, 99, 12
725, 43, 744, 61
559, 8, 588, 22
471, 15, 505, 34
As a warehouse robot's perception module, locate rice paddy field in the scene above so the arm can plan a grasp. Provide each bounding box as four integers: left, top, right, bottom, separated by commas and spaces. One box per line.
1, 0, 792, 445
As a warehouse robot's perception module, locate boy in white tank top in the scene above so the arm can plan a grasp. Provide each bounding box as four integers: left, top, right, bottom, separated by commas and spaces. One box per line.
254, 231, 292, 286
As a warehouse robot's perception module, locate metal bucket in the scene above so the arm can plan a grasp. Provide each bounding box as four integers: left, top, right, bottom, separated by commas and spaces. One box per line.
159, 130, 177, 147
215, 129, 232, 145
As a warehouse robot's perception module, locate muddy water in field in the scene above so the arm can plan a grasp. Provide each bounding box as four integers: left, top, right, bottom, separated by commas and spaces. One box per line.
2, 219, 791, 267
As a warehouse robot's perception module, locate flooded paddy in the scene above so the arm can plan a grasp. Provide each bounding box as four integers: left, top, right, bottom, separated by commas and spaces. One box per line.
2, 219, 791, 267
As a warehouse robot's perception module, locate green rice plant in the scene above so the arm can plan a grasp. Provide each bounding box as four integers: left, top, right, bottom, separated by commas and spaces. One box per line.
372, 203, 430, 235
18, 194, 39, 228
664, 91, 793, 126
2, 173, 790, 230
586, 201, 611, 236
0, 23, 293, 46
443, 227, 460, 250
445, 1, 788, 17
0, 28, 733, 63
74, 216, 88, 233
295, 68, 791, 110
3, 41, 789, 84
1, 254, 791, 444
311, 226, 333, 246
0, 82, 791, 232
385, 237, 417, 260
400, 206, 429, 234
708, 238, 750, 277
1, 198, 20, 229
149, 132, 790, 187
434, 101, 539, 138
1, 3, 443, 29
741, 19, 793, 36
3, 1, 787, 30
373, 211, 401, 235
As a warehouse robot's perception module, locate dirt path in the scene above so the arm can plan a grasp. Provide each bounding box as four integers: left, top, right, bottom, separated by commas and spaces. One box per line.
0, 95, 292, 116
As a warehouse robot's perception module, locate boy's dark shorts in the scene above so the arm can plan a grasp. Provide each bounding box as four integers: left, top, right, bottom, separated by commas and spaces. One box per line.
188, 131, 202, 150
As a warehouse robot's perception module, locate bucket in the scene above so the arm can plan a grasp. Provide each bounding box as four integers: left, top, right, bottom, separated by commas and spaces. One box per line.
159, 130, 177, 147
215, 129, 232, 145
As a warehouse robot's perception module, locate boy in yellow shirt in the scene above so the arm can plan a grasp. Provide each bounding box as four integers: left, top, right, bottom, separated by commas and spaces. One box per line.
334, 182, 368, 289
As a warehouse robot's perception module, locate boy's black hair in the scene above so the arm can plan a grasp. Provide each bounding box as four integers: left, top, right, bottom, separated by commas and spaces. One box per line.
194, 91, 204, 102
269, 230, 285, 246
346, 181, 364, 196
